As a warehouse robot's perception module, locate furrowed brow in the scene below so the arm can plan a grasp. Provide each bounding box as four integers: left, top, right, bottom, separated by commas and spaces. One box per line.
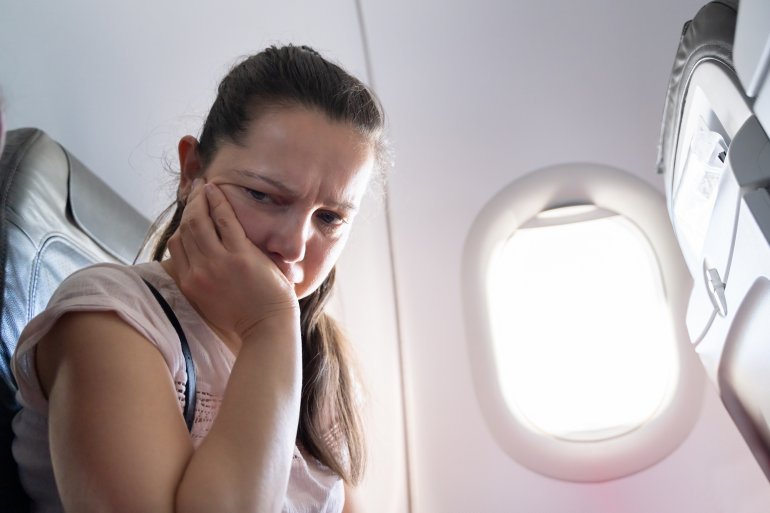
327, 199, 358, 215
233, 168, 358, 213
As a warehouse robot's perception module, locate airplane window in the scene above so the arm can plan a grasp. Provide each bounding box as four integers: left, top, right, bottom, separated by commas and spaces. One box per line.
487, 206, 678, 441
462, 163, 704, 481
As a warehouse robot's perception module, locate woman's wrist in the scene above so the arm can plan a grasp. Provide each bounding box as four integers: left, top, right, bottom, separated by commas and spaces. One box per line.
238, 306, 301, 346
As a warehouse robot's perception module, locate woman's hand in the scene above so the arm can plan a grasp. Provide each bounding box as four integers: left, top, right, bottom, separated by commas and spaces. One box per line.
167, 179, 299, 340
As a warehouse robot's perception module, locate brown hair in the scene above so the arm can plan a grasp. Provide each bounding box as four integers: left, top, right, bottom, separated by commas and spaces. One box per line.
150, 45, 387, 484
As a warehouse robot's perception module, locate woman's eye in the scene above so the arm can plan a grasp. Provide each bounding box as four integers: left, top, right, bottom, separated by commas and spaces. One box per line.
317, 211, 345, 227
247, 188, 271, 203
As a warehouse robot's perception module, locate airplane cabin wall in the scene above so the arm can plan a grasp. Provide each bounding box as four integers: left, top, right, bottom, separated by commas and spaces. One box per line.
359, 0, 770, 511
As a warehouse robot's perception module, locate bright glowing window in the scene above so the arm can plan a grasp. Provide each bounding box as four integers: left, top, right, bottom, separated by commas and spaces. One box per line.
486, 205, 679, 441
464, 164, 704, 481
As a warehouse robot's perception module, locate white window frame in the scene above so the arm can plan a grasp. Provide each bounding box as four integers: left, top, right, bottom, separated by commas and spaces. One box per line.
461, 163, 705, 482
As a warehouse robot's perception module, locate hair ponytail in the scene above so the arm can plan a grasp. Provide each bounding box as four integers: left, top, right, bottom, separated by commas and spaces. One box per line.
298, 268, 366, 483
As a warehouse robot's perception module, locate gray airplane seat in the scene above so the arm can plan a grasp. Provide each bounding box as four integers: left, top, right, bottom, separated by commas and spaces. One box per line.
658, 0, 770, 480
0, 128, 150, 511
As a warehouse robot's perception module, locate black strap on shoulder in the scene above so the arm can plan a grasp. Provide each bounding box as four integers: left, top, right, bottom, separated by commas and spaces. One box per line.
142, 279, 196, 432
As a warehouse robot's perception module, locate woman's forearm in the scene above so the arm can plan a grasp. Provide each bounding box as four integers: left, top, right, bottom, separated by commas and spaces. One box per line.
174, 312, 302, 513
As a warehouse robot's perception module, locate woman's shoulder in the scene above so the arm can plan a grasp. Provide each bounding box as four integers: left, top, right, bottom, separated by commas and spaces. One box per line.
45, 261, 176, 311
13, 261, 182, 390
11, 261, 184, 415
56, 261, 156, 294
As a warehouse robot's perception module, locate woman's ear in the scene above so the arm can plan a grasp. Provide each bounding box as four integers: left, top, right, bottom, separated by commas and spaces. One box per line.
178, 135, 203, 201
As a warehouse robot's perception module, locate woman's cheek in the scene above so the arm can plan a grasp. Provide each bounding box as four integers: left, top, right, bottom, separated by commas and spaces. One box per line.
218, 189, 261, 245
320, 239, 345, 273
232, 207, 264, 247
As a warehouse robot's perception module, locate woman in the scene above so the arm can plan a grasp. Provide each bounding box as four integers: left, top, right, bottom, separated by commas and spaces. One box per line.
12, 45, 388, 513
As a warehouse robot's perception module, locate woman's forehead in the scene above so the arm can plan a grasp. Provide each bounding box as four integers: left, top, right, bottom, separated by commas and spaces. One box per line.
209, 109, 374, 203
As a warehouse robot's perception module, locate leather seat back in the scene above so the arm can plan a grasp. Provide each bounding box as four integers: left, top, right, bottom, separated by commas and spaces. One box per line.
0, 128, 150, 510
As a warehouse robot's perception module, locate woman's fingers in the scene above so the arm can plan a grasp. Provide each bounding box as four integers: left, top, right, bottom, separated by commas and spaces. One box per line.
167, 231, 189, 274
204, 183, 248, 252
178, 180, 223, 260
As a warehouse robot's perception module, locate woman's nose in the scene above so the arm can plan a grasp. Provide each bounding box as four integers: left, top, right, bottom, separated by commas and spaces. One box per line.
265, 212, 311, 264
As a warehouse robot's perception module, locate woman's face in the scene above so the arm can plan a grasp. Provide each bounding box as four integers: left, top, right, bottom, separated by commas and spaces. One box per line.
180, 107, 374, 299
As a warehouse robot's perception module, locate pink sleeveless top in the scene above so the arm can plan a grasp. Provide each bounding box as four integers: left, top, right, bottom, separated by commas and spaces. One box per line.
12, 261, 343, 513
